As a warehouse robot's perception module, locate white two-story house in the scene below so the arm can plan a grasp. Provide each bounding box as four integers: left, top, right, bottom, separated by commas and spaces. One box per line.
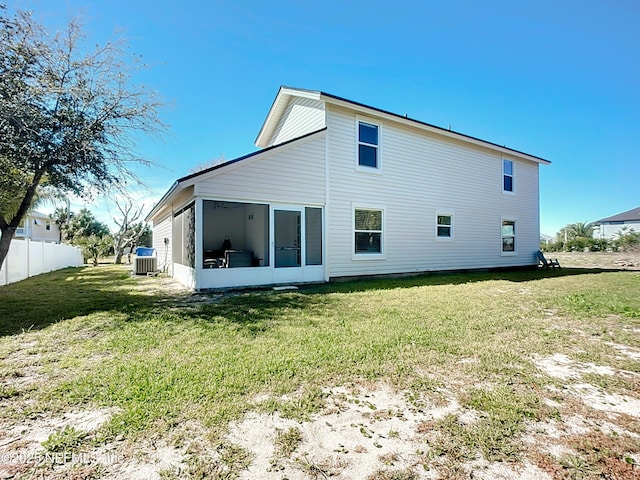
15, 211, 61, 243
147, 86, 550, 290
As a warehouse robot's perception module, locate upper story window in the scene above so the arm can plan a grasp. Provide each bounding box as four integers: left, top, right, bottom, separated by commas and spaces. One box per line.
358, 121, 379, 168
45, 221, 51, 231
436, 214, 453, 238
354, 208, 383, 254
503, 159, 514, 193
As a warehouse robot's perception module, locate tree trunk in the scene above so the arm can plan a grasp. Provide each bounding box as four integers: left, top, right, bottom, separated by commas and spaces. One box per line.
114, 249, 124, 264
0, 168, 45, 271
0, 226, 16, 272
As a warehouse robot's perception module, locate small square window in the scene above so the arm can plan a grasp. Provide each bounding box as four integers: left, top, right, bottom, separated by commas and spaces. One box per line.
358, 121, 379, 168
437, 214, 452, 238
503, 159, 514, 192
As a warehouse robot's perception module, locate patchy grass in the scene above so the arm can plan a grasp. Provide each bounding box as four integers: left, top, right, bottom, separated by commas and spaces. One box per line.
41, 425, 86, 453
1, 263, 640, 478
274, 427, 303, 458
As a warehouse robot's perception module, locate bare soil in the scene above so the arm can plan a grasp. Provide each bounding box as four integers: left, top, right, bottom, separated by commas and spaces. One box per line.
548, 250, 640, 270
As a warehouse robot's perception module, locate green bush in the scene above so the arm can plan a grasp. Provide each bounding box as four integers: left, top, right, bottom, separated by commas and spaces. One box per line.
613, 227, 639, 251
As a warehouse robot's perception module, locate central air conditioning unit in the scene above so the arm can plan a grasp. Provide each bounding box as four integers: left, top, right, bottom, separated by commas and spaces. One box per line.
134, 256, 157, 275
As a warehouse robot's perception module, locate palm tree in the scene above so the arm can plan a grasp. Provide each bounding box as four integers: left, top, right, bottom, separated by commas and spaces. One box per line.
566, 222, 594, 240
614, 225, 636, 238
50, 206, 73, 243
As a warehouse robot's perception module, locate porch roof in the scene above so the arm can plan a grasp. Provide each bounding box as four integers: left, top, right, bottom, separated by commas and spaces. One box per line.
146, 128, 327, 222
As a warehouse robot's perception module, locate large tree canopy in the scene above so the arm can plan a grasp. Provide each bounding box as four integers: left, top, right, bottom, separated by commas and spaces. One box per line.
0, 5, 165, 269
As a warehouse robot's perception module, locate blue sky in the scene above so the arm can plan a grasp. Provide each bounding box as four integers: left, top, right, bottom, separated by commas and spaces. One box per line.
24, 0, 640, 236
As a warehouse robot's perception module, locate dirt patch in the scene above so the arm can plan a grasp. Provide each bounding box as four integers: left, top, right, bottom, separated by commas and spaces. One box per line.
0, 408, 117, 479
3, 356, 640, 479
534, 353, 640, 418
227, 385, 460, 479
550, 251, 640, 270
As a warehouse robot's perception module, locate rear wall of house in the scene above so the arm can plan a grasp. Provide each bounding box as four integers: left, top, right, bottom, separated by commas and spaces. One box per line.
325, 104, 541, 278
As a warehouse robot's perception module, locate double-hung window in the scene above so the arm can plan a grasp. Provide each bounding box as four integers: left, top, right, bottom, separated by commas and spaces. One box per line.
354, 208, 383, 254
358, 121, 379, 168
501, 220, 516, 253
436, 214, 453, 238
503, 159, 514, 193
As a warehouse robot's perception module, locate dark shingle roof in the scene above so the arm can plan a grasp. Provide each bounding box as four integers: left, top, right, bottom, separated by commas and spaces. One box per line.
594, 207, 640, 224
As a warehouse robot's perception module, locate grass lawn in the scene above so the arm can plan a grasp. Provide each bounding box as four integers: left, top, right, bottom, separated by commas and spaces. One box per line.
1, 263, 639, 479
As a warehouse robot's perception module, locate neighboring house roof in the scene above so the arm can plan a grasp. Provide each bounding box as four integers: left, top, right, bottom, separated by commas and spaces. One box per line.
26, 211, 52, 226
146, 128, 327, 221
256, 86, 551, 165
594, 207, 640, 224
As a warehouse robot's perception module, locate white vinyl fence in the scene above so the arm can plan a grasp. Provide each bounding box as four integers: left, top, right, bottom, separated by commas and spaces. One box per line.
0, 238, 84, 286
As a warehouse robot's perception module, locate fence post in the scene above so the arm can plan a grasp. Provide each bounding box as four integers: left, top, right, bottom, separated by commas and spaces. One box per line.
26, 238, 30, 280
1, 252, 6, 286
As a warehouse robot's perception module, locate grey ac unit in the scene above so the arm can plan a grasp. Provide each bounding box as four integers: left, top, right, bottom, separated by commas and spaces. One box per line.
134, 256, 157, 275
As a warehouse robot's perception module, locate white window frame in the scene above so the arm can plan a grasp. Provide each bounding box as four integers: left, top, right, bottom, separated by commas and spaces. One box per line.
435, 212, 454, 240
355, 118, 381, 173
501, 217, 517, 255
502, 158, 514, 194
352, 204, 385, 259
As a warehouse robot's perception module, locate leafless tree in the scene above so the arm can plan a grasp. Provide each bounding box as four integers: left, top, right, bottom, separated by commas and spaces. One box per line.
111, 198, 147, 264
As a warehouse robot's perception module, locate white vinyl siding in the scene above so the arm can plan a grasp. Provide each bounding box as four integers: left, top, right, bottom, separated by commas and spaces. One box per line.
196, 132, 326, 206
326, 104, 540, 278
268, 97, 325, 147
152, 214, 172, 274
151, 186, 194, 276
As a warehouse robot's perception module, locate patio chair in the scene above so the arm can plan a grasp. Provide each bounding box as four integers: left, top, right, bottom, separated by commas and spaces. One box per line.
536, 250, 561, 269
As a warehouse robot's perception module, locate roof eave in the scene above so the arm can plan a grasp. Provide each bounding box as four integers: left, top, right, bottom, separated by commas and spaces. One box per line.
319, 92, 551, 165
145, 181, 179, 222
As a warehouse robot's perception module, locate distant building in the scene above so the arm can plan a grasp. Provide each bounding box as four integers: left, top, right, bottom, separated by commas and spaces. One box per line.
540, 233, 554, 246
593, 207, 640, 239
15, 211, 61, 243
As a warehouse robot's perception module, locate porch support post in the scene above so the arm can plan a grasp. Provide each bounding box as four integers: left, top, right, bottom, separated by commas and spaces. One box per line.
194, 197, 203, 290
